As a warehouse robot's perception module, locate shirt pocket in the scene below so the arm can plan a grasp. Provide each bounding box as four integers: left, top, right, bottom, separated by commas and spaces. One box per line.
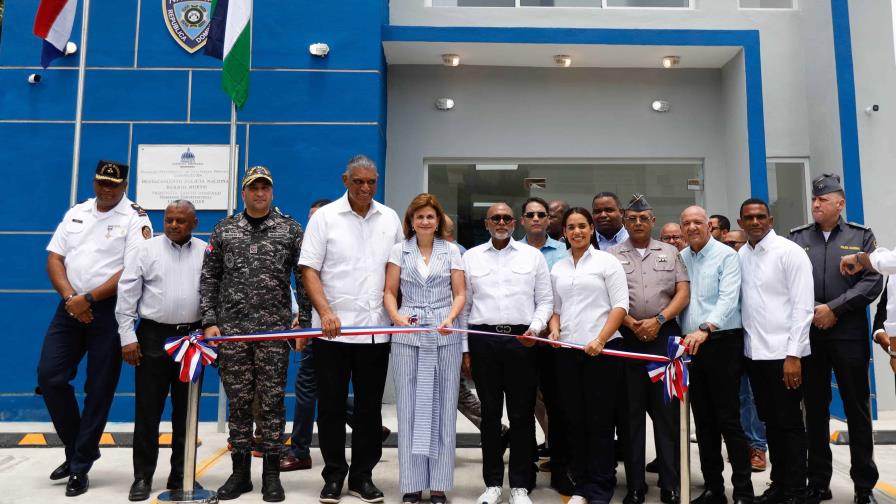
65, 220, 86, 234
619, 260, 635, 275
510, 260, 534, 276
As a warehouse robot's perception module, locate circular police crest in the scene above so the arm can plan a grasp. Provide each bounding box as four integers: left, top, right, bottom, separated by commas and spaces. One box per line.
182, 6, 205, 27
225, 253, 235, 267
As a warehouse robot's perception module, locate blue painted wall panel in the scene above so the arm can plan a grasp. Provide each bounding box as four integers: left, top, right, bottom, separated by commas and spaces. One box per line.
0, 294, 58, 395
85, 0, 139, 67
0, 123, 74, 230
253, 0, 387, 70
0, 69, 78, 120
0, 236, 55, 290
74, 123, 133, 203
188, 69, 233, 122
82, 70, 189, 121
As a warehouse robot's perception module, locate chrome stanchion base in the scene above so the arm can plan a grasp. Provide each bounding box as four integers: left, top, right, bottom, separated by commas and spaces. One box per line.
156, 488, 218, 504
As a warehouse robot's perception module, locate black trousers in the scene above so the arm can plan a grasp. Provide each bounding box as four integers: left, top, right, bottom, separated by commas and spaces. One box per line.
555, 340, 623, 503
37, 298, 121, 474
536, 343, 570, 480
620, 322, 680, 493
313, 339, 390, 485
469, 325, 537, 489
747, 358, 807, 496
802, 338, 878, 491
689, 332, 753, 499
132, 319, 202, 481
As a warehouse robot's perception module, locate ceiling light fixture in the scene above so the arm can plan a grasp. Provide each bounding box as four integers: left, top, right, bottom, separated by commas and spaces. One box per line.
554, 55, 572, 67
662, 56, 680, 68
441, 53, 460, 67
435, 98, 455, 111
651, 100, 671, 112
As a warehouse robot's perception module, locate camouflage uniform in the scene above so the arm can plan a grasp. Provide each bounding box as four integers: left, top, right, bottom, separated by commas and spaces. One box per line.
200, 209, 303, 454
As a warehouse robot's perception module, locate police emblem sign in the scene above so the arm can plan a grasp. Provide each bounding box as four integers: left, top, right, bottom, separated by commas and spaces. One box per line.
164, 0, 212, 53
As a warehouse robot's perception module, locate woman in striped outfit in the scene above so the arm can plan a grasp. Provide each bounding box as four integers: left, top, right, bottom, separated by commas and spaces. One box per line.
384, 193, 467, 504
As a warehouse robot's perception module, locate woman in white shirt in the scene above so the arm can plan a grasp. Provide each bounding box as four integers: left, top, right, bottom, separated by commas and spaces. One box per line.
547, 207, 629, 504
384, 194, 466, 504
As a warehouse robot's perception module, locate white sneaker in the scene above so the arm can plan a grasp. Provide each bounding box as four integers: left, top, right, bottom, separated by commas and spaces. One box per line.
509, 488, 533, 504
477, 486, 502, 504
567, 496, 588, 504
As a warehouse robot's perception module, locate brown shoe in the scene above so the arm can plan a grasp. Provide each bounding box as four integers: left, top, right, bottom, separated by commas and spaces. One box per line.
279, 454, 312, 471
750, 447, 767, 471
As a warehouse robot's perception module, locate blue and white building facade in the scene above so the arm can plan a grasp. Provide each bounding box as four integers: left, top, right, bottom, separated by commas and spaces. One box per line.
0, 0, 894, 420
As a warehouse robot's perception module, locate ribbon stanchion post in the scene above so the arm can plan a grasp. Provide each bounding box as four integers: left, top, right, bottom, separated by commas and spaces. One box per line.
680, 388, 691, 503
158, 331, 218, 504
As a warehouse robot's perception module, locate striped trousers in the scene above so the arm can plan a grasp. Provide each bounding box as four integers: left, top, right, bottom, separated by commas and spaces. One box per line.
392, 341, 462, 492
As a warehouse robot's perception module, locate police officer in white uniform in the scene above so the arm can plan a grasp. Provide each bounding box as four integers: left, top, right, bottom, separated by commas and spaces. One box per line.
37, 160, 152, 497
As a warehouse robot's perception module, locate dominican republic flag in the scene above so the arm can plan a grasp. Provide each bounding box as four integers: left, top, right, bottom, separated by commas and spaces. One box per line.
205, 0, 251, 109
33, 0, 78, 68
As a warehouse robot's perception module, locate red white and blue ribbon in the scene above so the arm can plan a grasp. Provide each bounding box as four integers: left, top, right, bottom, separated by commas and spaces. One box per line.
645, 336, 690, 403
165, 330, 218, 383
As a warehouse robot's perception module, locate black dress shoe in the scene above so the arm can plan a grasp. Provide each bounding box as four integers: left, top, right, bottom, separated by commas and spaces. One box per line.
128, 479, 152, 501
691, 488, 728, 504
854, 490, 877, 504
66, 473, 89, 497
349, 480, 385, 503
50, 461, 70, 481
646, 458, 660, 474
733, 498, 754, 504
623, 488, 647, 504
550, 473, 576, 496
661, 489, 682, 504
806, 487, 832, 504
756, 485, 786, 504
319, 480, 343, 504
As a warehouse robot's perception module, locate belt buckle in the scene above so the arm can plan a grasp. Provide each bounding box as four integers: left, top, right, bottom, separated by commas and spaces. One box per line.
175, 324, 191, 332
496, 325, 511, 334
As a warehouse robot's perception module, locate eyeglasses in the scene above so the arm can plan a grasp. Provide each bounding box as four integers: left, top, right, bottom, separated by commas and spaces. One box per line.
723, 240, 746, 247
523, 211, 547, 219
625, 215, 653, 224
488, 215, 515, 224
661, 235, 684, 242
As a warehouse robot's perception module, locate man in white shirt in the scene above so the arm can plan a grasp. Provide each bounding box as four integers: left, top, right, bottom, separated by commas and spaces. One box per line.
737, 198, 814, 504
37, 160, 152, 497
298, 155, 403, 504
116, 200, 206, 501
462, 203, 553, 504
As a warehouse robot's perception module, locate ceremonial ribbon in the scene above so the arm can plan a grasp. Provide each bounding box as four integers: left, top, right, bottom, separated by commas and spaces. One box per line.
164, 330, 218, 383
645, 336, 691, 403
167, 326, 691, 401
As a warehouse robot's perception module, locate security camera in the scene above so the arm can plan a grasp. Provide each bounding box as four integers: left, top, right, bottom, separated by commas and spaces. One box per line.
309, 43, 330, 57
27, 74, 42, 84
864, 104, 879, 115
64, 41, 78, 56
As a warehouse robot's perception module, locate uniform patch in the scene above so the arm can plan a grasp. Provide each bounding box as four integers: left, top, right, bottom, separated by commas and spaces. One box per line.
249, 244, 258, 254
268, 230, 288, 238
71, 218, 83, 224
225, 253, 235, 267
131, 203, 147, 217
839, 245, 861, 251
223, 231, 244, 239
141, 226, 152, 240
205, 244, 214, 255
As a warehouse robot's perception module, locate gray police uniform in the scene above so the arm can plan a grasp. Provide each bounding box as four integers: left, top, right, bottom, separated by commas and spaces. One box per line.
788, 174, 882, 495
200, 209, 303, 454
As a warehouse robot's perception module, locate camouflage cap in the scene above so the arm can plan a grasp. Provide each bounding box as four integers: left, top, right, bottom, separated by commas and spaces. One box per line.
242, 165, 273, 189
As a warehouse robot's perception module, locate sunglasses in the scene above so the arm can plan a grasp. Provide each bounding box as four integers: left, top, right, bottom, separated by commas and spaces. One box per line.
625, 215, 653, 224
523, 211, 547, 219
488, 215, 515, 224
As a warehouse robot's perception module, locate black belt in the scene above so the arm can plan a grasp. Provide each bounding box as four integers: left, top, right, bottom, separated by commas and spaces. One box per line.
140, 318, 202, 335
707, 328, 743, 341
470, 324, 529, 335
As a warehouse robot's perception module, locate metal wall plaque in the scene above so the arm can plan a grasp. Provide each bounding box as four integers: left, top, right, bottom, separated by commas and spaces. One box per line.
136, 145, 234, 210
164, 0, 213, 53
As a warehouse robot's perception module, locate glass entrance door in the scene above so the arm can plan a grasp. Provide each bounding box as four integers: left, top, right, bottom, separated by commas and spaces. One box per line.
427, 161, 703, 249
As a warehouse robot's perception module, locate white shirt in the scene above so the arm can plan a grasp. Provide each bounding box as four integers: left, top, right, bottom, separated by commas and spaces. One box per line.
298, 192, 403, 344
739, 229, 814, 359
883, 277, 896, 335
462, 239, 553, 333
551, 247, 629, 346
47, 196, 152, 294
870, 247, 896, 275
115, 235, 207, 346
388, 241, 464, 280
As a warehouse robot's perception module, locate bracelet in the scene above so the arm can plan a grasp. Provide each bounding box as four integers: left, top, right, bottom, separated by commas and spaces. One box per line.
63, 293, 76, 302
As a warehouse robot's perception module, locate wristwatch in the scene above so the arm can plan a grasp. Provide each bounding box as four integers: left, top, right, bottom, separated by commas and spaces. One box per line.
656, 313, 667, 325
84, 292, 95, 305
698, 322, 713, 335
63, 293, 76, 302
889, 350, 896, 358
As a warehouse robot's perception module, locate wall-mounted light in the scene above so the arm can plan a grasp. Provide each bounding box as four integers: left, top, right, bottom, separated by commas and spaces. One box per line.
309, 43, 330, 57
27, 74, 42, 85
64, 42, 78, 56
435, 98, 455, 111
662, 56, 680, 68
651, 100, 670, 112
554, 55, 572, 67
441, 53, 460, 67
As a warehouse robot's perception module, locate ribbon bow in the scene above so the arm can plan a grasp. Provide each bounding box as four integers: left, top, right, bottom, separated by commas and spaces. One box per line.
645, 336, 690, 403
165, 330, 218, 383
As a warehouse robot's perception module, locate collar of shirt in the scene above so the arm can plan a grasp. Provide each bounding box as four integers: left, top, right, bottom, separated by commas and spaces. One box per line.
686, 236, 720, 260
597, 226, 629, 247
615, 238, 663, 255
164, 235, 195, 250
747, 228, 778, 253
334, 191, 383, 220
520, 235, 564, 251
486, 238, 522, 254
91, 195, 132, 217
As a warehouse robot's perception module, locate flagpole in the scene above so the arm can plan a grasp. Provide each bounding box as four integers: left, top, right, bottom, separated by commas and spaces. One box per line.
218, 101, 238, 433
69, 0, 91, 206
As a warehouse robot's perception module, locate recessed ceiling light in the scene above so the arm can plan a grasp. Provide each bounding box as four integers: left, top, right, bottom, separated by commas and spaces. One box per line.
662, 56, 681, 68
554, 55, 572, 67
441, 53, 460, 67
651, 100, 671, 112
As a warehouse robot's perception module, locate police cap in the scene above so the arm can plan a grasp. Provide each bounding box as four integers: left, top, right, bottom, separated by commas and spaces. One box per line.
811, 173, 843, 197
94, 160, 128, 184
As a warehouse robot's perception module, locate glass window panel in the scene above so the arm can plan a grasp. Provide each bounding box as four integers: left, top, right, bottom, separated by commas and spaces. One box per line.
520, 0, 602, 6
605, 0, 690, 7
767, 161, 809, 235
433, 0, 517, 5
739, 0, 794, 8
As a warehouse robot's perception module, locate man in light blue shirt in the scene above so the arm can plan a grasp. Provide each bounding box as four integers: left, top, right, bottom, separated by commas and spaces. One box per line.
679, 205, 754, 504
591, 192, 629, 250
519, 196, 568, 270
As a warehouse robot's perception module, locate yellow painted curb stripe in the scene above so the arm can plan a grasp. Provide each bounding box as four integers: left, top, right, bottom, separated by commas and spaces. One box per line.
875, 481, 896, 498
99, 433, 115, 445
158, 433, 173, 445
196, 447, 229, 478
18, 433, 47, 445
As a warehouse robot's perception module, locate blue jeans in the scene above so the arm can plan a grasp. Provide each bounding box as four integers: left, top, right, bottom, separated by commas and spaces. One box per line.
739, 374, 767, 451
288, 341, 355, 458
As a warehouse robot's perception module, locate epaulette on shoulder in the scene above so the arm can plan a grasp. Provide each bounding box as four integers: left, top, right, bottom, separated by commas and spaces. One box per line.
846, 221, 870, 230
130, 203, 147, 217
273, 206, 292, 219
790, 223, 813, 234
